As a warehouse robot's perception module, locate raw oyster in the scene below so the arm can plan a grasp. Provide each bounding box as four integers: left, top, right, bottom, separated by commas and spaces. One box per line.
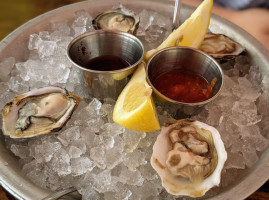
200, 33, 245, 59
92, 5, 139, 34
2, 86, 81, 138
151, 119, 227, 197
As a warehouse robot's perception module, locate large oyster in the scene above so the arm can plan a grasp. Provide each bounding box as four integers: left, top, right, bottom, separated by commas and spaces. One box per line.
2, 86, 81, 138
200, 33, 245, 59
92, 5, 139, 34
151, 119, 227, 197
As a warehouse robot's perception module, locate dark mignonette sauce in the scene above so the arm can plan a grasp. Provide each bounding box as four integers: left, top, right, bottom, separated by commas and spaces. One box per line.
84, 55, 130, 71
153, 69, 215, 103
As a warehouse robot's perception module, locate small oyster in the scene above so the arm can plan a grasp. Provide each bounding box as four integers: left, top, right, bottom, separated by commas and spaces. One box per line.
92, 5, 139, 34
200, 33, 245, 59
2, 86, 81, 138
151, 119, 227, 197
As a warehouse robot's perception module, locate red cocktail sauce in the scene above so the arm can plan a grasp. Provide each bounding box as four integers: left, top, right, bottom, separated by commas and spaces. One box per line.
153, 69, 216, 103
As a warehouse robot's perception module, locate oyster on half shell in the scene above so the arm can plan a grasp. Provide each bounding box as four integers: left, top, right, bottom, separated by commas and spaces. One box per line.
92, 5, 139, 34
151, 119, 227, 197
2, 86, 81, 138
200, 33, 245, 60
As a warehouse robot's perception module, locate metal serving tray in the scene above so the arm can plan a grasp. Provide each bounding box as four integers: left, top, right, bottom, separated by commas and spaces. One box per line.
0, 0, 268, 199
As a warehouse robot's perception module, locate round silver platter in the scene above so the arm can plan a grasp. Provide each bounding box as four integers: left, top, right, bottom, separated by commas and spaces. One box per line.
0, 0, 268, 199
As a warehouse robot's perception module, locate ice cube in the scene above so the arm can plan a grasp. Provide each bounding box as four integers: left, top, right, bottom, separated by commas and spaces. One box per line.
136, 9, 153, 36
218, 118, 240, 148
28, 34, 39, 50
220, 75, 237, 97
71, 138, 87, 154
10, 144, 29, 159
87, 98, 102, 113
123, 149, 147, 171
0, 82, 8, 96
138, 164, 158, 181
0, 57, 15, 82
90, 146, 106, 169
231, 100, 261, 126
232, 77, 260, 101
68, 146, 83, 158
38, 31, 51, 40
242, 143, 259, 168
50, 21, 71, 36
156, 106, 174, 127
247, 65, 262, 86
104, 183, 132, 200
100, 104, 114, 122
101, 123, 125, 137
137, 9, 171, 36
80, 186, 102, 200
86, 117, 104, 133
103, 135, 115, 149
82, 170, 117, 193
71, 10, 94, 37
104, 145, 125, 169
49, 148, 71, 176
54, 36, 73, 56
57, 126, 80, 147
22, 160, 47, 189
144, 25, 166, 43
117, 165, 144, 186
71, 157, 96, 176
224, 150, 245, 170
65, 67, 83, 91
239, 125, 269, 152
75, 99, 104, 129
122, 130, 146, 153
80, 127, 98, 149
234, 55, 251, 76
18, 59, 50, 85
67, 101, 90, 127
137, 9, 172, 49
44, 165, 62, 191
129, 180, 162, 200
220, 168, 240, 188
203, 104, 223, 127
33, 140, 61, 163
8, 76, 29, 94
38, 40, 57, 59
46, 58, 71, 84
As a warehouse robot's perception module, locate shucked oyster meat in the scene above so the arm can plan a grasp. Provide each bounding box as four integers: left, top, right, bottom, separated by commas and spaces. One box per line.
200, 33, 245, 59
92, 5, 139, 34
151, 119, 227, 197
2, 86, 81, 138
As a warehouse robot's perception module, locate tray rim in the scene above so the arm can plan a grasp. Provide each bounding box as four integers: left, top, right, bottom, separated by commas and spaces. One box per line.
0, 0, 268, 199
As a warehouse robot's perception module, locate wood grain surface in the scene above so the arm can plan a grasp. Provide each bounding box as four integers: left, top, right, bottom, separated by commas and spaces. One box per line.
0, 0, 268, 199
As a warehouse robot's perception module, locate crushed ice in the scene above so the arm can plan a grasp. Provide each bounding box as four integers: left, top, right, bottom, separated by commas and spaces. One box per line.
0, 5, 269, 200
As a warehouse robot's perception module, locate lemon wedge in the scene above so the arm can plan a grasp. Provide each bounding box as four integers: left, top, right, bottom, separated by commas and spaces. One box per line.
113, 63, 160, 132
144, 0, 213, 60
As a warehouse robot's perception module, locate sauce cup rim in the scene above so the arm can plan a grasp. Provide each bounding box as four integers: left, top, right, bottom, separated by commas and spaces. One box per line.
146, 46, 224, 106
67, 29, 145, 74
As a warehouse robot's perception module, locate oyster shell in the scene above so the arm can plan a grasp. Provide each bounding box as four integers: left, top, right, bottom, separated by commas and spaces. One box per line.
2, 86, 81, 138
200, 33, 245, 59
151, 119, 227, 197
92, 5, 139, 34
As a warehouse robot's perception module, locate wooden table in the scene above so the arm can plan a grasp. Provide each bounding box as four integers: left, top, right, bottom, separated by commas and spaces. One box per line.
0, 0, 268, 199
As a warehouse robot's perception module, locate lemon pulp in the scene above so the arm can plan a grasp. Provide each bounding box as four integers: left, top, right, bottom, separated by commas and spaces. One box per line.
113, 63, 160, 132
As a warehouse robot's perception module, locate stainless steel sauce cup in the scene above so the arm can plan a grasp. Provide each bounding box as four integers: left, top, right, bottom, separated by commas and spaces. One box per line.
146, 46, 223, 117
67, 30, 144, 100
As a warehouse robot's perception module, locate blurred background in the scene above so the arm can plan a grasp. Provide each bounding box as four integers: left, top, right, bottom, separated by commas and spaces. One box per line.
0, 0, 268, 199
0, 0, 83, 40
